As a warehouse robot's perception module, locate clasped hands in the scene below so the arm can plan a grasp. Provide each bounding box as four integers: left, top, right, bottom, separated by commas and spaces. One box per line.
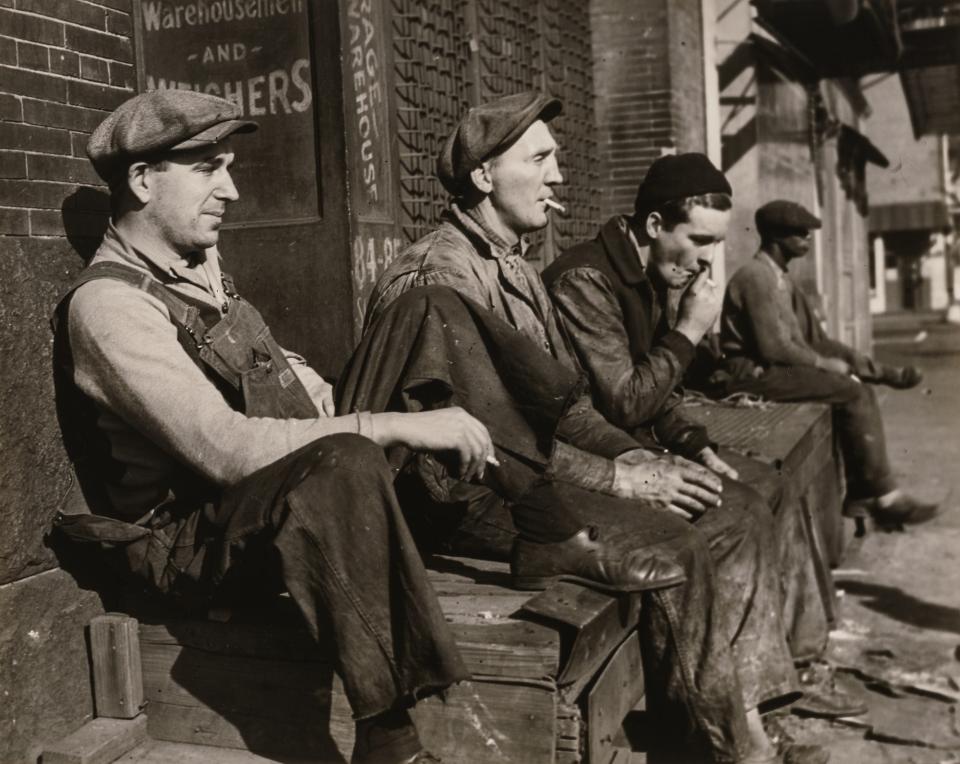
612, 446, 738, 520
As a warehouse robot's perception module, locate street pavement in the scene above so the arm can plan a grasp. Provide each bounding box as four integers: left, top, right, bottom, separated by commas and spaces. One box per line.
781, 316, 960, 763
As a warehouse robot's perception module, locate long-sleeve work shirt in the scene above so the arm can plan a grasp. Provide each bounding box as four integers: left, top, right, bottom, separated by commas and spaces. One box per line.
720, 251, 821, 368
65, 223, 372, 517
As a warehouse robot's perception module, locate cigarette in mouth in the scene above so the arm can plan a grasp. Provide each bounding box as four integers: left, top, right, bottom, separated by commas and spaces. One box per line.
544, 198, 566, 213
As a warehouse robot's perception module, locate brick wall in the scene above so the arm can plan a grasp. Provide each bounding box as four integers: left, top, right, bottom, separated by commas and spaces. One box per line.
590, 0, 707, 221
0, 1, 134, 760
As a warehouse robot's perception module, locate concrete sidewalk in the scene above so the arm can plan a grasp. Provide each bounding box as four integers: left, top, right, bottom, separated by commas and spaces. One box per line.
779, 321, 960, 762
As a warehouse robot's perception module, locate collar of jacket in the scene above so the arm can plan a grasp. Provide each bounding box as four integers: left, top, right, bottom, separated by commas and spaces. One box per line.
444, 202, 530, 261
600, 215, 650, 286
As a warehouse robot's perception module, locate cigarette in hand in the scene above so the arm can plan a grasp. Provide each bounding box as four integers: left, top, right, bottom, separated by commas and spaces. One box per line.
544, 198, 566, 213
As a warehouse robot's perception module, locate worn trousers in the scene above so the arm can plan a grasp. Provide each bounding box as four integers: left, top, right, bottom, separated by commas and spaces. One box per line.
341, 286, 798, 762
719, 451, 830, 662
105, 434, 469, 720
725, 364, 895, 501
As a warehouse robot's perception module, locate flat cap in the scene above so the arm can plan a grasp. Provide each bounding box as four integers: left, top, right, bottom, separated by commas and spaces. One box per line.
634, 153, 731, 214
755, 200, 822, 236
87, 89, 257, 182
437, 91, 562, 195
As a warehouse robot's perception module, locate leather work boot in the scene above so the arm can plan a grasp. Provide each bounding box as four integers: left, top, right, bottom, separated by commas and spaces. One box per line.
790, 688, 867, 719
878, 364, 923, 390
510, 525, 686, 593
871, 494, 939, 531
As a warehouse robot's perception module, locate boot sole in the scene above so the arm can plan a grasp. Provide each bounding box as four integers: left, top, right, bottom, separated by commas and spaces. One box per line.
511, 572, 686, 594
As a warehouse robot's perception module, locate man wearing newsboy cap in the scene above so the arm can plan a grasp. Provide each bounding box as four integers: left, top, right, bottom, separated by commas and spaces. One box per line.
721, 200, 937, 530
49, 88, 538, 764
358, 93, 812, 764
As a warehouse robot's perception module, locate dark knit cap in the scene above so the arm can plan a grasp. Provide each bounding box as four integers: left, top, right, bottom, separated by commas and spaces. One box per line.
87, 89, 258, 182
755, 200, 822, 236
437, 91, 562, 195
634, 152, 732, 215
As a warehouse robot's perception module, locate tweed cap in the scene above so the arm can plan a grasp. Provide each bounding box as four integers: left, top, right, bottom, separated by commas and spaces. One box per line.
437, 91, 562, 194
87, 89, 257, 182
755, 200, 822, 236
634, 152, 732, 214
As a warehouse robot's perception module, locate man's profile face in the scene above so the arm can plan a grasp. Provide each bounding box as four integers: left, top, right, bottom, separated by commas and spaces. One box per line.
648, 204, 730, 289
486, 120, 564, 237
142, 138, 239, 254
778, 229, 813, 260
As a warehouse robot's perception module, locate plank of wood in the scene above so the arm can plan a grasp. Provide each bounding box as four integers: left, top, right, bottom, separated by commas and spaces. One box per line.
587, 634, 645, 764
522, 583, 643, 696
328, 672, 558, 763
42, 716, 148, 764
450, 621, 561, 679
139, 619, 327, 662
411, 680, 557, 763
521, 582, 622, 630
112, 738, 324, 763
90, 614, 145, 719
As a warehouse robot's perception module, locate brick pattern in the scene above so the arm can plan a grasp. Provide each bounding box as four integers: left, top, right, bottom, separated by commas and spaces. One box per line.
591, 0, 707, 220
0, 0, 133, 239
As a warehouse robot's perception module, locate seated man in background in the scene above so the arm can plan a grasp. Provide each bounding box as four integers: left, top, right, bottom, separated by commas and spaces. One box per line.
53, 89, 499, 764
720, 200, 936, 529
357, 92, 823, 764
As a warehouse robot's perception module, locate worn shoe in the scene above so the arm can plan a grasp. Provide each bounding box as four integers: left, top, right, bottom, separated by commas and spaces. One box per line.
870, 494, 939, 530
511, 525, 686, 593
742, 744, 829, 764
790, 688, 867, 719
782, 744, 830, 764
879, 365, 923, 390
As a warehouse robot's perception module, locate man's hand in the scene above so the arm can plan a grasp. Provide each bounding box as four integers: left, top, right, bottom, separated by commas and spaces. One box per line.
816, 356, 852, 376
696, 447, 739, 480
613, 451, 723, 520
675, 268, 723, 346
380, 407, 496, 481
298, 374, 336, 416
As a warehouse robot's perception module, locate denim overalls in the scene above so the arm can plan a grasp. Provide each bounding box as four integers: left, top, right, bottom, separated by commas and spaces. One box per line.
51, 261, 319, 596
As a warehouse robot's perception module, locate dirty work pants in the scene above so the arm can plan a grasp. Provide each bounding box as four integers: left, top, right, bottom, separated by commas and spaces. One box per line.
110, 434, 468, 720
341, 286, 798, 763
719, 451, 830, 662
725, 364, 896, 501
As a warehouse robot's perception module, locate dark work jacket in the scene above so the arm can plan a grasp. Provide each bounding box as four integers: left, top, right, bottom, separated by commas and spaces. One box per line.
542, 216, 712, 458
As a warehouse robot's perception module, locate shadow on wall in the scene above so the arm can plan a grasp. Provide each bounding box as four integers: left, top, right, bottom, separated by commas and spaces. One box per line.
61, 187, 111, 264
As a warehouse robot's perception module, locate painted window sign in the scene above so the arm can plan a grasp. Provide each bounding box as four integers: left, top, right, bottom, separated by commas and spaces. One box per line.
345, 0, 393, 222
136, 0, 319, 224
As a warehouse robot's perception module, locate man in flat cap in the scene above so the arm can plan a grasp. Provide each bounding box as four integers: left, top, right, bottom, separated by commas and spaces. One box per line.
357, 95, 816, 764
51, 89, 521, 764
721, 200, 936, 529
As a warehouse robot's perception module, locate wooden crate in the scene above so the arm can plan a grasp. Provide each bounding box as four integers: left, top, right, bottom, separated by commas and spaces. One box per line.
128, 556, 645, 763
682, 400, 840, 620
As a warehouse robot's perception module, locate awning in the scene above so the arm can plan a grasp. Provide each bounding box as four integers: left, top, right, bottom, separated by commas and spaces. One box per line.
752, 0, 902, 76
896, 1, 960, 135
869, 200, 951, 232
900, 65, 960, 136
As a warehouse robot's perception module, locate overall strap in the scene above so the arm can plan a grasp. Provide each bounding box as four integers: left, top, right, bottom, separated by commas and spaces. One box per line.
51, 261, 212, 370
52, 261, 196, 328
